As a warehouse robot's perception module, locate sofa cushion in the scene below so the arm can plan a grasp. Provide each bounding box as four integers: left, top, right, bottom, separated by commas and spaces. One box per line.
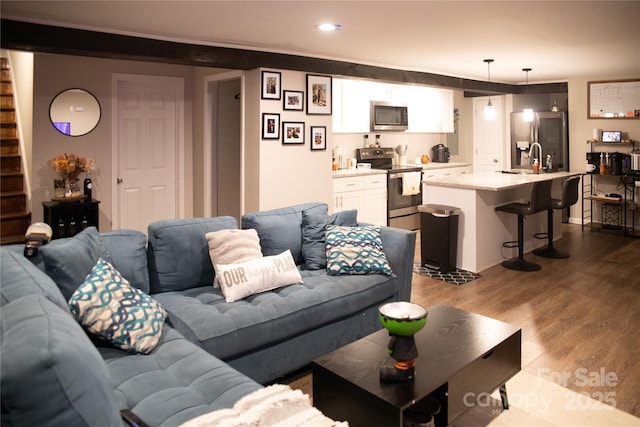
0, 293, 121, 427
206, 228, 263, 287
241, 202, 328, 265
217, 250, 302, 303
301, 209, 358, 270
69, 258, 167, 354
147, 216, 238, 294
0, 247, 69, 311
152, 270, 397, 361
38, 227, 110, 301
100, 229, 150, 293
325, 225, 393, 276
98, 326, 263, 427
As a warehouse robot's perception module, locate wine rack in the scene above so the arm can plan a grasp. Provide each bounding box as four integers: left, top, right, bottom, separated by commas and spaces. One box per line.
42, 199, 100, 239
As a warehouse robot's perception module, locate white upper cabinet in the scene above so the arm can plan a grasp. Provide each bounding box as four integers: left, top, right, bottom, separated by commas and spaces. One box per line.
404, 85, 454, 133
333, 78, 453, 134
332, 79, 371, 133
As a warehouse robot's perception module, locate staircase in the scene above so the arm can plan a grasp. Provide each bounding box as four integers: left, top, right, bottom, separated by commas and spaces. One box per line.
1, 57, 31, 245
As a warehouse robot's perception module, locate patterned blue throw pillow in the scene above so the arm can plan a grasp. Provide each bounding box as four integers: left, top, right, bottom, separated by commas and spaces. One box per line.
69, 258, 167, 354
325, 225, 393, 276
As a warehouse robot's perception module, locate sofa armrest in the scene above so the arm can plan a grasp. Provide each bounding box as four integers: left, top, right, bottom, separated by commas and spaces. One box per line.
379, 226, 416, 302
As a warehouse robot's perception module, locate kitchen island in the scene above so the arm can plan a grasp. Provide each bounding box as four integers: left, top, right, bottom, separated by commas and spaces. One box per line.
422, 171, 580, 273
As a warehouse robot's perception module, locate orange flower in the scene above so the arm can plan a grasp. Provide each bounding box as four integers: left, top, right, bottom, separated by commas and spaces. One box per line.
50, 153, 96, 181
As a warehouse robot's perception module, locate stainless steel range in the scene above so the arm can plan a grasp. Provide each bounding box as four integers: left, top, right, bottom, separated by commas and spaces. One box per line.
356, 148, 423, 230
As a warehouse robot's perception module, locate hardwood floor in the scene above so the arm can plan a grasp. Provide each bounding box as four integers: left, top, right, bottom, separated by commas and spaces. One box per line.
410, 223, 640, 417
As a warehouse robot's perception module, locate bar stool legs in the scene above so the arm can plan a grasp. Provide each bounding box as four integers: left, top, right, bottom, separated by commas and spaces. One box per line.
533, 176, 580, 259
495, 180, 552, 272
501, 214, 542, 271
533, 209, 569, 258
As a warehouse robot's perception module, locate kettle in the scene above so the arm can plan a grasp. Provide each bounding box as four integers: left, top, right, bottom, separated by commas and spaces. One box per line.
431, 144, 450, 163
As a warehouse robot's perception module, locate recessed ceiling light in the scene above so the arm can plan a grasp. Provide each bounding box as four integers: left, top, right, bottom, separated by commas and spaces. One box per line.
317, 23, 342, 32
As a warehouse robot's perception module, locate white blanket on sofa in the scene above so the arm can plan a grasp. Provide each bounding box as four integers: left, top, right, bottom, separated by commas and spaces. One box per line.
179, 384, 348, 427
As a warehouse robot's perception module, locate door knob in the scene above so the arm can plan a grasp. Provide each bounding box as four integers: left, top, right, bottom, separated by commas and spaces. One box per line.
493, 159, 498, 163
117, 177, 123, 184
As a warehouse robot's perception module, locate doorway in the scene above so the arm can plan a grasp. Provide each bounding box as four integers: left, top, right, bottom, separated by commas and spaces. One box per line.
112, 74, 185, 233
204, 72, 244, 219
473, 96, 504, 173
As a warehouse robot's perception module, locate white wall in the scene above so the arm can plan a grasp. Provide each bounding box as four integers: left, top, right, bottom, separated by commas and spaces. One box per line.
253, 69, 333, 212
31, 53, 200, 230
567, 74, 640, 225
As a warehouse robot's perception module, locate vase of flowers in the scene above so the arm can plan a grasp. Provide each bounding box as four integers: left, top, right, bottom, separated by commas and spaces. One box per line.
50, 153, 96, 198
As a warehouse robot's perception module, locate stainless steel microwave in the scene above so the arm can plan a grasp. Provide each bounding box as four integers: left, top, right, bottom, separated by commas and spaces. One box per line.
370, 101, 408, 132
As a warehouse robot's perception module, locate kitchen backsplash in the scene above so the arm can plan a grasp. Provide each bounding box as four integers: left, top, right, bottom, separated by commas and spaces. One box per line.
331, 132, 448, 165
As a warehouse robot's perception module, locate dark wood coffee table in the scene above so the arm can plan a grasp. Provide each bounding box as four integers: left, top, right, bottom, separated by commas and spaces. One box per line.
312, 304, 521, 426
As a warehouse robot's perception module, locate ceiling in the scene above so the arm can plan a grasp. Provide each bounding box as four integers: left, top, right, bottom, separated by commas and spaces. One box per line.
2, 1, 639, 84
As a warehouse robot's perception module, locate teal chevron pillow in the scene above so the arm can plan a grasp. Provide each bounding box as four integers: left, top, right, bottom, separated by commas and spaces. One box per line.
69, 258, 167, 354
325, 225, 393, 276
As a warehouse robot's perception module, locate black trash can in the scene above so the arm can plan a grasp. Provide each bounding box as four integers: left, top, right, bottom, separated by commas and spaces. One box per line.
419, 204, 461, 273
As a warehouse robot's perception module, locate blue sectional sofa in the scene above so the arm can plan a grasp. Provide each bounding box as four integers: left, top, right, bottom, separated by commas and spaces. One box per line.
1, 202, 415, 426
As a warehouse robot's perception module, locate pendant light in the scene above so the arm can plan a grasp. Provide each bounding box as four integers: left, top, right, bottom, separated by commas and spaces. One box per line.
522, 68, 534, 122
483, 59, 496, 120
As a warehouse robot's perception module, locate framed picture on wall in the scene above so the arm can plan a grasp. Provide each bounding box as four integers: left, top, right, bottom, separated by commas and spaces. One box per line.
306, 74, 332, 115
310, 126, 326, 151
261, 70, 281, 100
282, 122, 305, 145
283, 90, 304, 111
262, 113, 280, 140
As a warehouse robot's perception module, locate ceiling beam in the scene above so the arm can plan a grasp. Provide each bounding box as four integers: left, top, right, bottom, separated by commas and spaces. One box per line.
1, 19, 566, 94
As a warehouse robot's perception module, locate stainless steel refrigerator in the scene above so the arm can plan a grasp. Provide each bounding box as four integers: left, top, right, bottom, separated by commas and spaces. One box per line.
510, 111, 568, 171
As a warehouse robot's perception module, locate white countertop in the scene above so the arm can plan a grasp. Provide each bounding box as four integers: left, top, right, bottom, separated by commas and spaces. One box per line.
423, 170, 580, 191
333, 162, 471, 178
332, 168, 387, 178
421, 162, 471, 170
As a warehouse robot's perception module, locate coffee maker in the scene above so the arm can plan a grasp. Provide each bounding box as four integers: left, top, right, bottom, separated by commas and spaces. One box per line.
431, 144, 450, 163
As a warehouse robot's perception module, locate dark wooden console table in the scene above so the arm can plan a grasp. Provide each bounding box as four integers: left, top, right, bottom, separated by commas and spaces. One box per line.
312, 304, 521, 426
43, 199, 100, 239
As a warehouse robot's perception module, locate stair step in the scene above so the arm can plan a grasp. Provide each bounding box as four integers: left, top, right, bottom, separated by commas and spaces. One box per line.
1, 211, 31, 240
0, 173, 24, 192
1, 138, 19, 155
0, 82, 13, 96
0, 154, 21, 172
1, 191, 27, 214
1, 69, 10, 81
0, 125, 17, 139
1, 95, 14, 109
1, 110, 16, 122
0, 233, 26, 245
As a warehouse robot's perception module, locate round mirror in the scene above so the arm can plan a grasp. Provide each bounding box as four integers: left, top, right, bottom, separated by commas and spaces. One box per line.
49, 88, 101, 136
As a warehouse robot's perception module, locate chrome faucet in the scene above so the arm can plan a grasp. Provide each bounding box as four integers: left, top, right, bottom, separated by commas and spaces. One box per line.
529, 142, 542, 166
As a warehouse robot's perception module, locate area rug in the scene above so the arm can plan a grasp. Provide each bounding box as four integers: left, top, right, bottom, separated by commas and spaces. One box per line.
413, 263, 481, 285
287, 371, 639, 427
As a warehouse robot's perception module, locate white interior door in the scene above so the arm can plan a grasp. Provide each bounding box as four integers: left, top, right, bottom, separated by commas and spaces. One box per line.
113, 75, 184, 233
473, 96, 504, 173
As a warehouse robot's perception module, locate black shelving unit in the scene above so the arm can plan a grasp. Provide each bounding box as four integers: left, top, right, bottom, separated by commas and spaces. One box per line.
43, 199, 100, 239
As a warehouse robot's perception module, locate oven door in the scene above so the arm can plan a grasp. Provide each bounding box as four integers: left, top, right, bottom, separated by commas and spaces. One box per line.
388, 172, 422, 229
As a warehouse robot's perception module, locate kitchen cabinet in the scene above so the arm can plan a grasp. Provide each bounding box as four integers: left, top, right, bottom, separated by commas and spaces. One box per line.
332, 78, 454, 133
362, 174, 388, 225
333, 174, 387, 225
405, 85, 454, 133
421, 165, 472, 198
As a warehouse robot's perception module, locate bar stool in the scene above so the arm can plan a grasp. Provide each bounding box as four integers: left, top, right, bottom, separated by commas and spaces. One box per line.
495, 180, 552, 271
533, 175, 580, 259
